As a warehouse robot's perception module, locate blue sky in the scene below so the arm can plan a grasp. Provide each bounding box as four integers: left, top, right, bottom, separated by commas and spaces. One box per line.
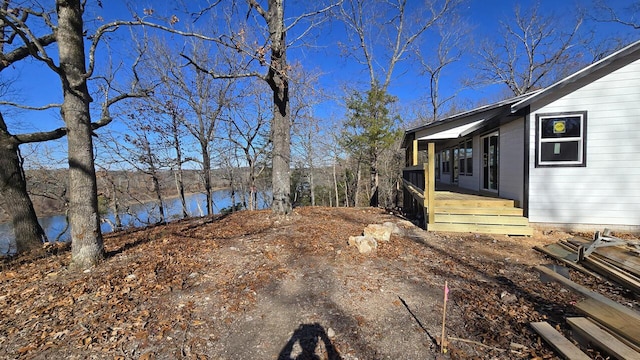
2, 0, 639, 167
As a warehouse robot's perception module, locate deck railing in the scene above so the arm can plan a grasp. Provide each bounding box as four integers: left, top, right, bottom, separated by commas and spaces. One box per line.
402, 142, 435, 224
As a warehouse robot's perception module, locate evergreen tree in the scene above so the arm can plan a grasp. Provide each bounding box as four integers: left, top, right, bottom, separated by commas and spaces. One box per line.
342, 83, 401, 207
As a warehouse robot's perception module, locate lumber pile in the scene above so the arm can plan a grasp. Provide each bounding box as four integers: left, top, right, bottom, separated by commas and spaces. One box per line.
531, 232, 640, 359
535, 235, 640, 295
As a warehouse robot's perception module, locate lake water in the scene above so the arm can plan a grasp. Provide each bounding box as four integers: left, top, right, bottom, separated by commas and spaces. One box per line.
0, 190, 259, 255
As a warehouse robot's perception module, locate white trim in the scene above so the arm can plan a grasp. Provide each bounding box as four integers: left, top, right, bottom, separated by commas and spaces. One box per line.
417, 119, 485, 140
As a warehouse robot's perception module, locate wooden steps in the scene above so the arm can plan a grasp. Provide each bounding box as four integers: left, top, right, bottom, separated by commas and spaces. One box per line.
428, 199, 532, 236
400, 182, 532, 236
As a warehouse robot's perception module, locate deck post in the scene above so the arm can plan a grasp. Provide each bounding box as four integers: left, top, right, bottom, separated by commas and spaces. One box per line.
427, 142, 436, 226
412, 139, 418, 166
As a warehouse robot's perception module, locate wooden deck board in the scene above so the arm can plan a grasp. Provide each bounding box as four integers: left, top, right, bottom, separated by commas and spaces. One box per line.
567, 317, 640, 359
428, 223, 533, 236
575, 299, 640, 347
530, 322, 591, 360
434, 214, 529, 226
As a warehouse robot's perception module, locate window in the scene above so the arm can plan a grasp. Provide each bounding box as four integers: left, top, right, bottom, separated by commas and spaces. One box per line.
441, 150, 450, 173
458, 139, 473, 175
536, 112, 587, 167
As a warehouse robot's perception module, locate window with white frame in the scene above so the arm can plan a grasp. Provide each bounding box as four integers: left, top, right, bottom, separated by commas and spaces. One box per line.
536, 112, 587, 167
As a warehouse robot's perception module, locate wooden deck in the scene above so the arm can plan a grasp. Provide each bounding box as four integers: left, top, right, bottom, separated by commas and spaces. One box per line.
402, 147, 532, 236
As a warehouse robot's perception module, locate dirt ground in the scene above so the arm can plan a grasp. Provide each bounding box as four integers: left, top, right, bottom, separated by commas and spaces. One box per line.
1, 207, 638, 359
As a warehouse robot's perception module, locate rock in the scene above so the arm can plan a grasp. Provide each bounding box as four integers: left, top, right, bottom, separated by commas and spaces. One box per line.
383, 221, 403, 235
348, 235, 378, 254
500, 291, 517, 303
363, 224, 392, 242
327, 327, 335, 338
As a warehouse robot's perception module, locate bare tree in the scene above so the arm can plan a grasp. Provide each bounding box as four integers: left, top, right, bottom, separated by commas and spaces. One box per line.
416, 14, 470, 122
476, 3, 584, 96
222, 79, 271, 211
593, 0, 640, 29
141, 37, 235, 216
182, 0, 342, 216
0, 1, 59, 253
339, 0, 456, 91
1, 0, 151, 266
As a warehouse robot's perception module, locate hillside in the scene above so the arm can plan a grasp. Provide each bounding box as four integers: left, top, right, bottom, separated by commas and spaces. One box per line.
0, 207, 636, 359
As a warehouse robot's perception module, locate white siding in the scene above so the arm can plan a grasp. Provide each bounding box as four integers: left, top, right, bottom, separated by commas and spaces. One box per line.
499, 119, 525, 204
527, 58, 640, 226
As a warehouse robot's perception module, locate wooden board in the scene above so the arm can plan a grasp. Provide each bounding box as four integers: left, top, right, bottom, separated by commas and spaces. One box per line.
581, 255, 640, 294
402, 179, 425, 207
567, 317, 640, 359
575, 298, 640, 347
435, 206, 524, 216
568, 237, 640, 277
534, 245, 603, 280
534, 265, 640, 322
434, 214, 529, 226
558, 240, 640, 293
427, 222, 533, 236
530, 322, 590, 360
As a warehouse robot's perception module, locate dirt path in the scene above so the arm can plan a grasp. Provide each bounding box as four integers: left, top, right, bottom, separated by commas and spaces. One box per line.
1, 207, 637, 359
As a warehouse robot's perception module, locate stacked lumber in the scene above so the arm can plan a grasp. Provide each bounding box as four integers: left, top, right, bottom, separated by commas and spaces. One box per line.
535, 237, 640, 294
532, 236, 640, 359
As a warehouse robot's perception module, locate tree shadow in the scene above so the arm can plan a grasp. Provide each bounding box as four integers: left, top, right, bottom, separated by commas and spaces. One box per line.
278, 323, 342, 360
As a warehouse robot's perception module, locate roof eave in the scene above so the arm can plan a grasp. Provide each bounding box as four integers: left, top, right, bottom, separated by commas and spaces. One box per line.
511, 40, 640, 112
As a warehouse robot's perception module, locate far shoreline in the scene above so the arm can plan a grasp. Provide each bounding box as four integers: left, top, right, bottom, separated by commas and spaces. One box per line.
0, 187, 232, 225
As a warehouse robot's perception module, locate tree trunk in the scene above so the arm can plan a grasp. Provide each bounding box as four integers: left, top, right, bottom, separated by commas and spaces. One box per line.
174, 170, 188, 219
151, 172, 165, 223
200, 140, 213, 215
266, 0, 291, 215
309, 169, 315, 206
0, 116, 47, 253
343, 176, 349, 207
333, 160, 339, 208
369, 160, 379, 207
57, 0, 104, 269
111, 181, 122, 229
354, 163, 361, 207
172, 118, 188, 218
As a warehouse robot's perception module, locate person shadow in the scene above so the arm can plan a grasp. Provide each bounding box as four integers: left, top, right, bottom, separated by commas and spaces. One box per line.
277, 323, 342, 360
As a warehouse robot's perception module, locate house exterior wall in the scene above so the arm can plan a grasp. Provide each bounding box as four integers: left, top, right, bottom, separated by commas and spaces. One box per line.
498, 119, 525, 205
527, 58, 640, 228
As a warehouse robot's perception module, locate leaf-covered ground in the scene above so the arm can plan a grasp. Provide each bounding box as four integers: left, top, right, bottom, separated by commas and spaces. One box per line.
1, 207, 637, 359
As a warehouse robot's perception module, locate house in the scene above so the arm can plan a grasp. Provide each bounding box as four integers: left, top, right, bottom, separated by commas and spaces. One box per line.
402, 40, 640, 235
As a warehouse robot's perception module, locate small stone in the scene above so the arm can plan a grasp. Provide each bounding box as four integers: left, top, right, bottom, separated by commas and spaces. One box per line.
500, 291, 517, 303
327, 327, 335, 338
364, 224, 392, 242
125, 274, 137, 281
382, 221, 403, 235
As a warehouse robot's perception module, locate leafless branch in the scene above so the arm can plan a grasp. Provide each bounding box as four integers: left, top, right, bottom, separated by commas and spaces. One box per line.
180, 53, 264, 80
0, 8, 58, 72
0, 100, 62, 110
